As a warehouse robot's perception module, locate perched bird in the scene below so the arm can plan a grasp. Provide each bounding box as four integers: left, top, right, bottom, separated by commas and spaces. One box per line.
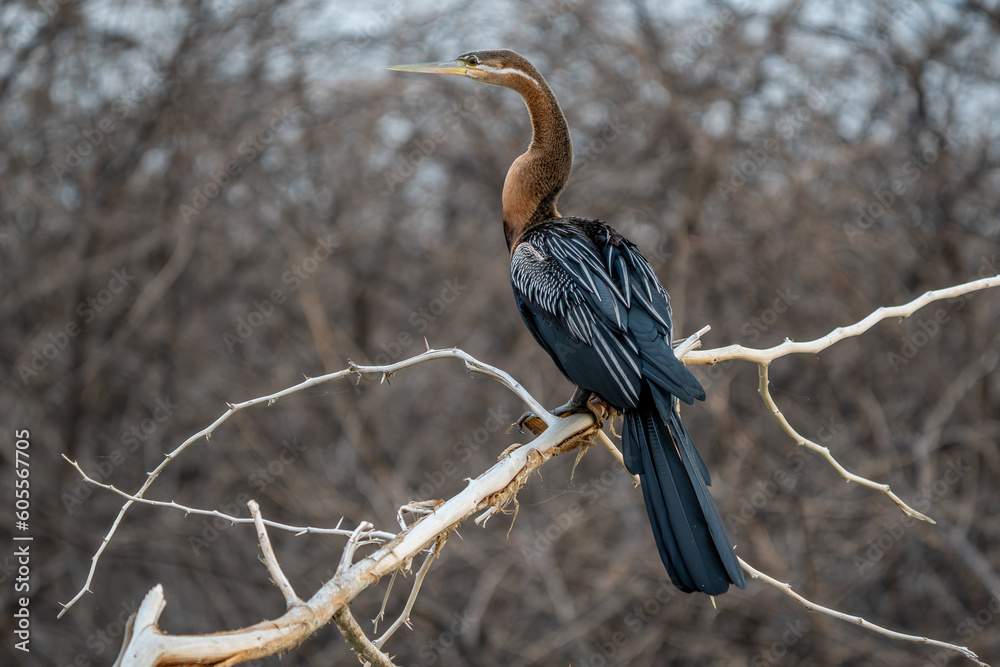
389, 50, 744, 595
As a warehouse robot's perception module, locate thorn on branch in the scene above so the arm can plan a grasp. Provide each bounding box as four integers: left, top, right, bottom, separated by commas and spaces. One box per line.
739, 557, 986, 666
372, 541, 443, 654
333, 606, 399, 667
336, 522, 373, 578
396, 501, 440, 531
248, 499, 300, 609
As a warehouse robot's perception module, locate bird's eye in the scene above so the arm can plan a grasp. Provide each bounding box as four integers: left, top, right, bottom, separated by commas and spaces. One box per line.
466, 55, 480, 66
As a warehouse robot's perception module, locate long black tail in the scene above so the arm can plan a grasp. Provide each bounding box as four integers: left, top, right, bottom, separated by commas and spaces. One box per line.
622, 396, 745, 594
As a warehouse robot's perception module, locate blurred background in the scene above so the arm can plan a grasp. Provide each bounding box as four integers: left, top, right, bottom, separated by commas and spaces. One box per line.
2, 0, 999, 665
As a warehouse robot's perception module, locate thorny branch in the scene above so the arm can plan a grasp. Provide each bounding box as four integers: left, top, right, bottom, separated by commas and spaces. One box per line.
70, 276, 997, 666
756, 364, 933, 522
682, 275, 1000, 365
334, 606, 399, 667
676, 276, 999, 523
739, 558, 989, 667
59, 348, 554, 618
248, 500, 300, 608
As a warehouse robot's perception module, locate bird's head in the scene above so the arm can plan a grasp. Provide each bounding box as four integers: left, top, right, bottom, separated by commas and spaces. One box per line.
387, 49, 545, 92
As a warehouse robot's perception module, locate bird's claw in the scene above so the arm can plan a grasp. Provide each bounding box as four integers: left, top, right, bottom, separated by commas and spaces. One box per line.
508, 411, 548, 436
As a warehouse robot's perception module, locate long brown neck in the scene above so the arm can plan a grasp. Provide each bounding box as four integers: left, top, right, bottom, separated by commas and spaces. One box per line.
502, 73, 573, 251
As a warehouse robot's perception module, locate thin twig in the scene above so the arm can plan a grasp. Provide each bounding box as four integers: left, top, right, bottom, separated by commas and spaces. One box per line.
61, 457, 395, 540
596, 430, 639, 484
337, 522, 374, 578
673, 324, 710, 358
333, 606, 399, 667
683, 276, 999, 366
757, 364, 933, 522
372, 540, 442, 651
248, 500, 300, 608
740, 558, 988, 666
374, 571, 398, 633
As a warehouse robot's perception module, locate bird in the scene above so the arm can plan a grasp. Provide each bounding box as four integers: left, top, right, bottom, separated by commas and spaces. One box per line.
389, 49, 745, 595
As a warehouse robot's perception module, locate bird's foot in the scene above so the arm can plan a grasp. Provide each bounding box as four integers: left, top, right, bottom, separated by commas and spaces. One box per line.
508, 411, 548, 437
508, 388, 607, 437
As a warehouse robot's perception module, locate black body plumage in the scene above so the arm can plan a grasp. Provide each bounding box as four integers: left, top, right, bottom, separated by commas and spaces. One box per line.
511, 217, 745, 594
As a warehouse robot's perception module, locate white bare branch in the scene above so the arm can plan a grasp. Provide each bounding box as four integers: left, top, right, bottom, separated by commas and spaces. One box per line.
60, 456, 396, 541
682, 275, 999, 366
334, 605, 399, 667
740, 558, 989, 667
371, 540, 442, 652
248, 500, 300, 608
756, 364, 933, 522
676, 275, 1000, 523
109, 412, 596, 666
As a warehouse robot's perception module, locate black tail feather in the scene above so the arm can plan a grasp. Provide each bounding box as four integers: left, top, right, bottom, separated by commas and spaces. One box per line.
623, 398, 745, 594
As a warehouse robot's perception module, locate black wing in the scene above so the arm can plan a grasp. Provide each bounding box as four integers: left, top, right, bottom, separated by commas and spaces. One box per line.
510, 219, 705, 414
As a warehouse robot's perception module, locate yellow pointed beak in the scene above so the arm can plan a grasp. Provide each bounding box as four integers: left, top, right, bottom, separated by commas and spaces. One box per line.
386, 60, 470, 76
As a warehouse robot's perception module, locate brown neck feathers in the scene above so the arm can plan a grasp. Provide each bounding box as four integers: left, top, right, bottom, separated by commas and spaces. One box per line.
501, 67, 573, 250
